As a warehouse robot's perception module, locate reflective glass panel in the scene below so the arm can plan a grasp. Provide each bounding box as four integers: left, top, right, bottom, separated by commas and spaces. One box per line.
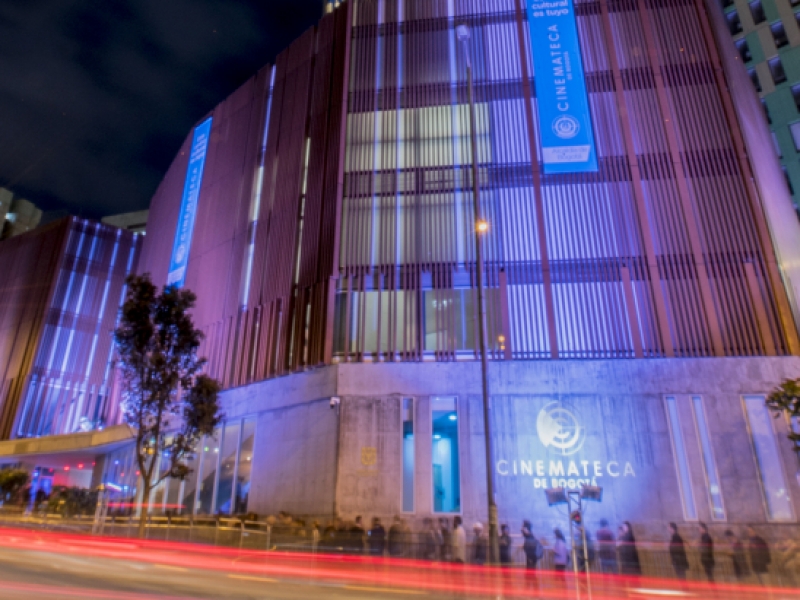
235, 418, 256, 514
665, 397, 698, 520
197, 431, 220, 514
215, 421, 241, 515
692, 397, 726, 520
403, 398, 414, 512
432, 397, 460, 513
743, 396, 794, 521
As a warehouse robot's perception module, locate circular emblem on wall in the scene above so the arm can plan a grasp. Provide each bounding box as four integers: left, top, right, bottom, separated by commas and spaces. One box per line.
536, 402, 586, 456
175, 244, 187, 264
552, 115, 581, 140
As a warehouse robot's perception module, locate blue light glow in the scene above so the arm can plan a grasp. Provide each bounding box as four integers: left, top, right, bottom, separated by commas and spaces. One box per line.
527, 0, 598, 173
167, 117, 213, 288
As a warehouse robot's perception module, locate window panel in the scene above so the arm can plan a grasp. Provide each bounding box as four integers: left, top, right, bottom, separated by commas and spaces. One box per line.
432, 396, 460, 513
235, 418, 256, 514
743, 395, 795, 521
692, 397, 726, 520
665, 396, 698, 520
215, 421, 241, 515
402, 398, 415, 512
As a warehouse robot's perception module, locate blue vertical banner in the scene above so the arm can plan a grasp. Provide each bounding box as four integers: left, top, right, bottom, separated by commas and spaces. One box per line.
167, 117, 212, 288
527, 0, 598, 174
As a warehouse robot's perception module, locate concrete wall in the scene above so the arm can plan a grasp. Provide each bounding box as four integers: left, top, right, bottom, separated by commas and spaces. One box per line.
220, 357, 800, 542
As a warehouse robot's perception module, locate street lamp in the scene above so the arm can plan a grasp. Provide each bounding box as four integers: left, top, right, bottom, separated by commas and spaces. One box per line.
457, 22, 499, 565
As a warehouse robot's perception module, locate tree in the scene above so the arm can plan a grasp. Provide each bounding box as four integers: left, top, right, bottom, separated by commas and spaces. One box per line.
766, 378, 800, 457
114, 274, 223, 538
0, 469, 29, 505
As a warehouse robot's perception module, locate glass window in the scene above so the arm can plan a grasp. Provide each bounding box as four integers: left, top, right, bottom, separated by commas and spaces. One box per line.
727, 10, 743, 34
403, 398, 415, 512
792, 85, 800, 112
762, 99, 772, 123
772, 22, 789, 48
784, 167, 796, 195
750, 68, 762, 93
665, 397, 698, 521
750, 0, 766, 24
743, 396, 795, 521
215, 421, 241, 515
791, 122, 800, 151
773, 132, 783, 157
692, 397, 726, 521
736, 39, 752, 62
432, 397, 460, 513
179, 450, 199, 515
770, 57, 787, 85
720, 0, 734, 8
235, 418, 256, 514
196, 432, 220, 514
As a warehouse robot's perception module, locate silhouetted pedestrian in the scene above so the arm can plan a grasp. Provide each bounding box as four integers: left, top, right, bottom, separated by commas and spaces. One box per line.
388, 516, 405, 557
472, 523, 487, 565
553, 528, 569, 578
421, 518, 438, 560
597, 519, 617, 574
668, 522, 689, 580
439, 518, 451, 561
618, 522, 641, 576
452, 516, 467, 564
499, 524, 512, 566
522, 520, 543, 575
724, 530, 750, 581
747, 526, 771, 584
368, 517, 386, 556
698, 522, 715, 582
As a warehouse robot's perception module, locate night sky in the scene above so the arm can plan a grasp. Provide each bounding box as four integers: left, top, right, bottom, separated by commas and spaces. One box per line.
0, 0, 322, 220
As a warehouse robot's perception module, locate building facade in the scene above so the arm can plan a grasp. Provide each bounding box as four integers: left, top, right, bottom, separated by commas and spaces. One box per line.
3, 0, 800, 547
720, 0, 800, 208
0, 218, 141, 440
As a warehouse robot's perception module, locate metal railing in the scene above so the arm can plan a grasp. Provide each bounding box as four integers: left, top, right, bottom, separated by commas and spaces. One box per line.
3, 509, 798, 589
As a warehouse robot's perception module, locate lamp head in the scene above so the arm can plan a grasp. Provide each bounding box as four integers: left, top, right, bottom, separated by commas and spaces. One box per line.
456, 24, 471, 42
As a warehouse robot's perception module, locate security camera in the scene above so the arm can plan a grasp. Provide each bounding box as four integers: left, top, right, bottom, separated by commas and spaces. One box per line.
329, 396, 341, 410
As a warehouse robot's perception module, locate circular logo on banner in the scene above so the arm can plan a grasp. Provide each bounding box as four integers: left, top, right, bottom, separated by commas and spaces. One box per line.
536, 402, 585, 456
552, 115, 581, 140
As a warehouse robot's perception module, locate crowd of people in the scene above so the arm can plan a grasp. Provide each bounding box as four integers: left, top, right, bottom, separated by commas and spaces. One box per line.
294, 514, 776, 581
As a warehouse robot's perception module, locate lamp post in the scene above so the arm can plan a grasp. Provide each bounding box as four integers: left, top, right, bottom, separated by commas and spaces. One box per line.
456, 23, 499, 565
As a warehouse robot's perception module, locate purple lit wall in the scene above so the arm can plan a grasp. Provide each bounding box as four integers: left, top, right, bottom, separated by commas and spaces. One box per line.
138, 0, 800, 395
0, 218, 140, 439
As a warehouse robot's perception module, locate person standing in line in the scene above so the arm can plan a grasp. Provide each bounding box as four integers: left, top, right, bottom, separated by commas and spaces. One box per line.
698, 522, 715, 582
368, 517, 386, 556
452, 516, 467, 564
618, 522, 641, 576
439, 517, 452, 561
311, 520, 320, 554
349, 515, 366, 554
747, 526, 771, 585
596, 519, 617, 575
724, 530, 750, 582
472, 523, 488, 565
668, 522, 689, 580
388, 516, 405, 557
499, 524, 512, 566
421, 518, 438, 560
522, 521, 542, 569
553, 528, 569, 580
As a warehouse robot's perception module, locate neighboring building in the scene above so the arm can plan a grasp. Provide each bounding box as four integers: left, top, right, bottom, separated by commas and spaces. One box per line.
0, 191, 42, 240
102, 210, 149, 235
0, 218, 140, 487
720, 0, 800, 207
4, 0, 800, 547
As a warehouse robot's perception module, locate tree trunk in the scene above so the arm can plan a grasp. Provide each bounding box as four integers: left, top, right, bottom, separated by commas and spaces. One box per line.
138, 482, 151, 539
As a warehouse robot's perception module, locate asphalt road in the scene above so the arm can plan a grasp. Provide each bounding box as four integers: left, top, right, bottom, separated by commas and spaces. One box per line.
0, 528, 796, 600
0, 544, 448, 600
